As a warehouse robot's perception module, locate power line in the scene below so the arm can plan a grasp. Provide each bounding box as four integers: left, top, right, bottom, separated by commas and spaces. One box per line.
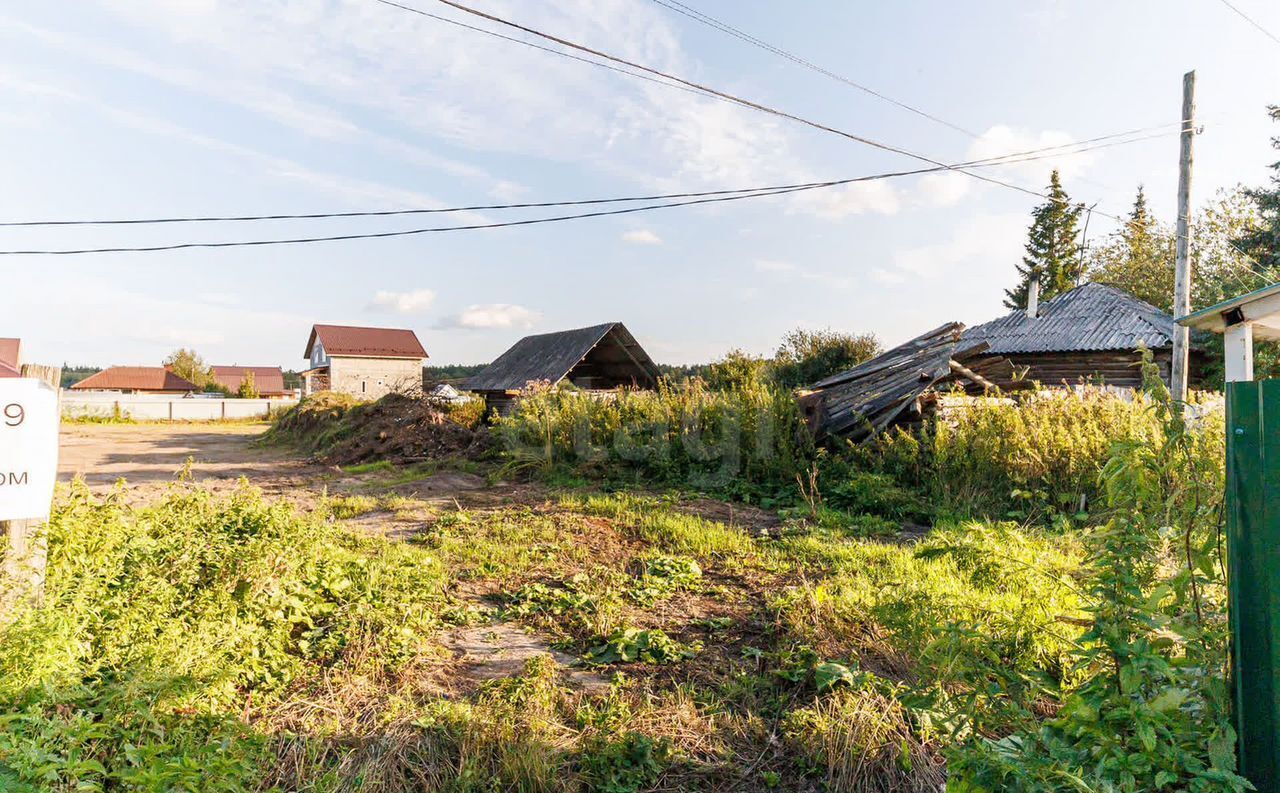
386, 0, 1128, 223
0, 127, 1175, 228
1216, 0, 1280, 46
646, 0, 980, 137
0, 171, 930, 256
0, 138, 1178, 256
366, 0, 739, 105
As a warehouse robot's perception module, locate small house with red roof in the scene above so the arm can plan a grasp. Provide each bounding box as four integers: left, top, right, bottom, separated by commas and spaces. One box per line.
210, 366, 291, 399
0, 338, 21, 378
69, 366, 200, 395
301, 324, 427, 399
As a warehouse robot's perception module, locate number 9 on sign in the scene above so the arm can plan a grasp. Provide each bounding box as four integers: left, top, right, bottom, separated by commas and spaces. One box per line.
3, 403, 22, 427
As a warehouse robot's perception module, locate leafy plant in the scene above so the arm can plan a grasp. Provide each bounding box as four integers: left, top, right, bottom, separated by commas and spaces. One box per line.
580, 732, 672, 793
583, 629, 698, 666
948, 353, 1245, 792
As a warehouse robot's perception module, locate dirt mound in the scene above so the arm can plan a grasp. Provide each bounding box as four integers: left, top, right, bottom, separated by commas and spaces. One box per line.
264, 391, 492, 465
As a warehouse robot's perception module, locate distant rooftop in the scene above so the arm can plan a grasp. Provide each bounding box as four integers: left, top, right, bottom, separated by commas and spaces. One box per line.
305, 324, 427, 360
0, 338, 19, 378
211, 366, 289, 395
70, 366, 200, 392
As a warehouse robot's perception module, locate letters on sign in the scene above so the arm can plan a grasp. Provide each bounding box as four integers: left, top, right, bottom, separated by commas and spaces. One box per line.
0, 379, 60, 522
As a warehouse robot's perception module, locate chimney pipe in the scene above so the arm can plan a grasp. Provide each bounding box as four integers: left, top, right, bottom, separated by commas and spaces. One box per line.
1027, 277, 1040, 319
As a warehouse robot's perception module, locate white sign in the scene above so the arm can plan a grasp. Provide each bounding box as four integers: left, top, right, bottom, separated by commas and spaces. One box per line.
0, 379, 59, 521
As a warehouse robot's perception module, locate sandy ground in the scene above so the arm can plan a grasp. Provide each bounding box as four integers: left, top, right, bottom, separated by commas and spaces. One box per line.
57, 423, 321, 500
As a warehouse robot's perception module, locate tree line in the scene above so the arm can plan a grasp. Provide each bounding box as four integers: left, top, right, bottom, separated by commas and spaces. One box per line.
1002, 106, 1280, 383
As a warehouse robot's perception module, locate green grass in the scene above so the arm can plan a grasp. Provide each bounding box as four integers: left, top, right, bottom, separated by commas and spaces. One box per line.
0, 425, 1227, 793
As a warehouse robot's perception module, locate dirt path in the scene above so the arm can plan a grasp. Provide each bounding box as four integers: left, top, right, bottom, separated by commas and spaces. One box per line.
58, 423, 324, 501
56, 423, 543, 511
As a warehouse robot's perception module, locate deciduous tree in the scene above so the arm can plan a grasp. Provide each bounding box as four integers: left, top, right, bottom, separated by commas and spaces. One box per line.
771, 327, 881, 389
163, 348, 213, 389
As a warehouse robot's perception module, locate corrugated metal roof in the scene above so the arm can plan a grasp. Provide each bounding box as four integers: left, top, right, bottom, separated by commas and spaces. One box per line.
211, 366, 289, 395
70, 367, 200, 392
305, 324, 427, 359
464, 322, 660, 392
962, 283, 1176, 354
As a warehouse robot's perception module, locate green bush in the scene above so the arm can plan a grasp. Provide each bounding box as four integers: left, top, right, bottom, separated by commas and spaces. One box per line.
495, 379, 813, 501
947, 366, 1243, 792
0, 483, 445, 789
863, 388, 1226, 524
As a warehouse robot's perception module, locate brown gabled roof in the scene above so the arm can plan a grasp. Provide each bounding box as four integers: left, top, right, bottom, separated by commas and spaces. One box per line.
0, 338, 19, 378
304, 324, 428, 360
70, 366, 200, 392
210, 366, 289, 396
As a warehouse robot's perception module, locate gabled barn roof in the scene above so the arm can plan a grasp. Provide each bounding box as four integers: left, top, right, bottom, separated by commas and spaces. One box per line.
70, 367, 200, 392
963, 282, 1177, 355
0, 338, 20, 378
304, 324, 427, 360
211, 366, 289, 396
465, 322, 660, 392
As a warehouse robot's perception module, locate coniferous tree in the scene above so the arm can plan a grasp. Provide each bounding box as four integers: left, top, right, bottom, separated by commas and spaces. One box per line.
1085, 186, 1175, 310
1235, 105, 1280, 271
1004, 170, 1084, 310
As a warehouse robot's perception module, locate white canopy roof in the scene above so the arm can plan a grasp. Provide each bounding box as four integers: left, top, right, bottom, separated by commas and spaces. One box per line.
1177, 282, 1280, 341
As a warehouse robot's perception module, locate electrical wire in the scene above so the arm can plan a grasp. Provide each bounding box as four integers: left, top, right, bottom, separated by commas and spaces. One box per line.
378, 0, 1130, 223
646, 0, 980, 137
0, 128, 1176, 228
1216, 0, 1280, 46
0, 137, 1179, 256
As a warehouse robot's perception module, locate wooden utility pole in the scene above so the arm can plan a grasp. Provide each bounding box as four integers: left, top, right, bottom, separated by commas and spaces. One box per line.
1171, 70, 1196, 402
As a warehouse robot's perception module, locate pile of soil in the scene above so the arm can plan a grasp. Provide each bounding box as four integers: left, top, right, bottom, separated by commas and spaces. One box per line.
266, 392, 492, 465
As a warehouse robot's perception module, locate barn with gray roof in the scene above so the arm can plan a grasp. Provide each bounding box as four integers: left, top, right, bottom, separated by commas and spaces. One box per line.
962, 282, 1205, 388
465, 322, 660, 414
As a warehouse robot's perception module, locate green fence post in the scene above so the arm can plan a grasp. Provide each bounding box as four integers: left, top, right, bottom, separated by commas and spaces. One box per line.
1226, 379, 1280, 789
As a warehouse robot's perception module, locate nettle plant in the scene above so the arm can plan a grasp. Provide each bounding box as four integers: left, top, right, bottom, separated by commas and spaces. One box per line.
951, 354, 1246, 792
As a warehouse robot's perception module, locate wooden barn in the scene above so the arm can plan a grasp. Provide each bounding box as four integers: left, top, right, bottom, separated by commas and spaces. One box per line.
962, 282, 1204, 388
465, 322, 660, 415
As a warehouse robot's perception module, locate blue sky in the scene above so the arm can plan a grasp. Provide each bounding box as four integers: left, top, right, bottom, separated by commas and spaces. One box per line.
1, 0, 1278, 369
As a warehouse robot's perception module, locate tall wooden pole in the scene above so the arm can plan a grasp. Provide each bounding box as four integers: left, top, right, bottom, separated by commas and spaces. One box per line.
1171, 70, 1196, 401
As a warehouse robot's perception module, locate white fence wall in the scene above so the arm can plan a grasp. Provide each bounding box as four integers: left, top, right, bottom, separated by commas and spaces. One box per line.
62, 393, 297, 421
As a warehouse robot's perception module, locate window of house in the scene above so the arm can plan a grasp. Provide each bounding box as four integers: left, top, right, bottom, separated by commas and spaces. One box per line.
361, 381, 366, 393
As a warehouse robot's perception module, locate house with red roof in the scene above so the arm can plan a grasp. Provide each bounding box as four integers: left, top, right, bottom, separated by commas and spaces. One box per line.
69, 366, 200, 395
0, 338, 21, 378
210, 366, 292, 399
301, 324, 427, 399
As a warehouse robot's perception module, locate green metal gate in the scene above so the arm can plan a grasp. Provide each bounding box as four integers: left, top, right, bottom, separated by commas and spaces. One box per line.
1227, 379, 1280, 789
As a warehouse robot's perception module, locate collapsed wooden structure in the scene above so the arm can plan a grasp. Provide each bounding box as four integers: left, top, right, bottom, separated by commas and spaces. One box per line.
798, 323, 1021, 442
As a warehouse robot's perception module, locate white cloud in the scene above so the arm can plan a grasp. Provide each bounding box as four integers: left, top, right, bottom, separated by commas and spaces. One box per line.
883, 213, 1026, 283
753, 259, 852, 289
915, 125, 1092, 208
870, 268, 907, 286
621, 229, 662, 245
754, 259, 796, 273
490, 180, 530, 201
436, 303, 541, 330
367, 288, 437, 314
793, 179, 904, 219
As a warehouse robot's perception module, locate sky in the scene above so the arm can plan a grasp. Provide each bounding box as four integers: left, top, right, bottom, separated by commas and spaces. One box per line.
1, 0, 1278, 369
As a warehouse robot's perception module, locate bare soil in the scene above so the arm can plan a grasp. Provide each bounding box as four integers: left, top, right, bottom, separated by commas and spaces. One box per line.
57, 423, 538, 508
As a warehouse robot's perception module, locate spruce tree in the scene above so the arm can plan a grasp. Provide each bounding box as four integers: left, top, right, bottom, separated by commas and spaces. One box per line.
1085, 186, 1175, 310
1235, 105, 1280, 271
1004, 170, 1084, 310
